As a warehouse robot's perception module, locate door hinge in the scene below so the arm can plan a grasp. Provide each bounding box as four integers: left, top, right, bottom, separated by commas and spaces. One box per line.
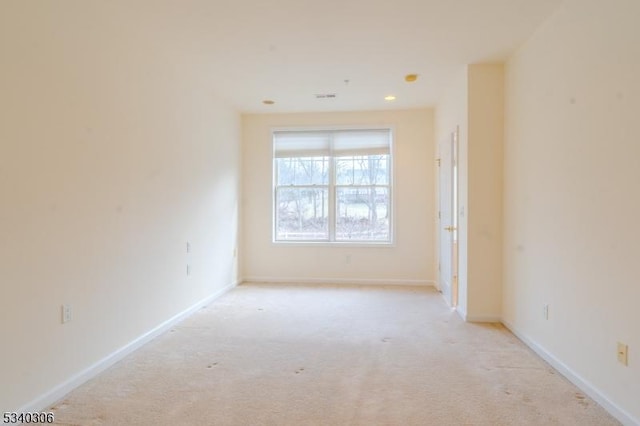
436, 158, 441, 166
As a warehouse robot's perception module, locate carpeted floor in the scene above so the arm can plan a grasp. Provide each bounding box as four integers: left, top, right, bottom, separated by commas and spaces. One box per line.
48, 284, 620, 425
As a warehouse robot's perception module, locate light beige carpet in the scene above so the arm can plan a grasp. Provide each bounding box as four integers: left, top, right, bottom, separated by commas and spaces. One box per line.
49, 284, 620, 425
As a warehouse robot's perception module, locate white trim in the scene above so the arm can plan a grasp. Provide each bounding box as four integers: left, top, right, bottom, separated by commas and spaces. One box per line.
242, 276, 434, 287
455, 305, 467, 321
271, 124, 396, 133
502, 320, 638, 426
438, 290, 450, 307
271, 241, 395, 248
18, 281, 238, 413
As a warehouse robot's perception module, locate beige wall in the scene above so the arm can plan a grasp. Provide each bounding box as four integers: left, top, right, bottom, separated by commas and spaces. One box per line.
503, 0, 639, 422
0, 3, 241, 412
467, 64, 504, 320
241, 109, 434, 284
435, 65, 504, 321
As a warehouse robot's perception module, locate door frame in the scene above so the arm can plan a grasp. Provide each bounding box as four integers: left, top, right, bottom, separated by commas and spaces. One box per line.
437, 126, 459, 308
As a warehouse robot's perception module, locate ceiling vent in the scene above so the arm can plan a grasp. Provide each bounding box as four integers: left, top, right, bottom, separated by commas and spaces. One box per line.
315, 93, 337, 99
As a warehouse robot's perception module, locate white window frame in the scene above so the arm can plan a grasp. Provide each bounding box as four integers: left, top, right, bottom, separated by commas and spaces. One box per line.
272, 126, 394, 246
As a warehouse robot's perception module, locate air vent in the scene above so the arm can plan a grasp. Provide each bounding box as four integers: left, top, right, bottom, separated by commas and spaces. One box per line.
315, 93, 337, 99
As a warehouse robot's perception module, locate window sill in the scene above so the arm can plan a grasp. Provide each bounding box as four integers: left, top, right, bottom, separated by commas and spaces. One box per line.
272, 240, 395, 248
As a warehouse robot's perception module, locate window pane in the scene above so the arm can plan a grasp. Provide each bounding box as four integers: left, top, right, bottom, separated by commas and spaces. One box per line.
277, 157, 328, 186
335, 155, 389, 185
336, 187, 389, 241
276, 187, 328, 240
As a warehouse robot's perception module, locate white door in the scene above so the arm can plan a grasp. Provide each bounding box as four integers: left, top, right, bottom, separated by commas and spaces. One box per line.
438, 128, 458, 307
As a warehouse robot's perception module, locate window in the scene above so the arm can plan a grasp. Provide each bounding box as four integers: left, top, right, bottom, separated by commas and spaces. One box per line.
273, 128, 392, 243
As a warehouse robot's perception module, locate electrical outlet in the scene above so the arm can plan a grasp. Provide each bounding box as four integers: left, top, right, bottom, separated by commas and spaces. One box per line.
61, 305, 72, 324
187, 264, 191, 276
186, 242, 191, 253
617, 342, 628, 366
543, 304, 549, 320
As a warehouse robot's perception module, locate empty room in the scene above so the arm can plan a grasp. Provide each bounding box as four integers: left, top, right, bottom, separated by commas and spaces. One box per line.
1, 0, 638, 425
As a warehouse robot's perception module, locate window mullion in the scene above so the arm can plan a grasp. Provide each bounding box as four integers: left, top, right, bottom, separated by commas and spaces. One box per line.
328, 137, 336, 241
273, 160, 278, 240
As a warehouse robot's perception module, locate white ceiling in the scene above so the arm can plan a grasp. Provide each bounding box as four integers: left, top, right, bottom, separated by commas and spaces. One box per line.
142, 0, 564, 113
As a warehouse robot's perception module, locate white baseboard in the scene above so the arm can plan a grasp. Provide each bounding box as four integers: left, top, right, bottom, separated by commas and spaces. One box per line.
502, 320, 638, 426
19, 281, 238, 413
241, 276, 434, 287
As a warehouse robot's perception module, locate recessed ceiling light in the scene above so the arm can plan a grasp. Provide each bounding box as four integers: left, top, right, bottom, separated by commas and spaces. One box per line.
405, 74, 418, 82
263, 100, 275, 105
384, 95, 396, 101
